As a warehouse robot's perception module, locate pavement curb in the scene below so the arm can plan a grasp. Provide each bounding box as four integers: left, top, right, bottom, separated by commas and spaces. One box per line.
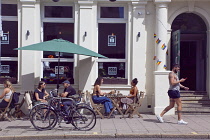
116, 133, 210, 139
64, 134, 115, 138
1, 133, 210, 140
115, 133, 162, 138
161, 134, 210, 139
0, 134, 116, 140
0, 136, 14, 140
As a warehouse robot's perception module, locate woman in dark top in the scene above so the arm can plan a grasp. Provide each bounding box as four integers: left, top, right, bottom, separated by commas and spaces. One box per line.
34, 81, 49, 105
92, 77, 113, 116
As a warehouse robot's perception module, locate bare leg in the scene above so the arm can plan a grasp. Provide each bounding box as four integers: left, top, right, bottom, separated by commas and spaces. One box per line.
160, 98, 175, 117
174, 98, 182, 120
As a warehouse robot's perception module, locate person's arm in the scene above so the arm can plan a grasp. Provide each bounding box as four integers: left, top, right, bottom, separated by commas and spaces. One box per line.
61, 92, 68, 97
180, 83, 189, 90
43, 90, 49, 99
169, 72, 186, 86
0, 88, 8, 99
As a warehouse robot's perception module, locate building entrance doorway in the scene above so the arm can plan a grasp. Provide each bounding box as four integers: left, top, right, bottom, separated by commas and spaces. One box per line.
171, 13, 207, 91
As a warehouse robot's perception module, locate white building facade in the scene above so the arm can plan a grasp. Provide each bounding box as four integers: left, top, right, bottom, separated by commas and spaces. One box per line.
0, 0, 210, 114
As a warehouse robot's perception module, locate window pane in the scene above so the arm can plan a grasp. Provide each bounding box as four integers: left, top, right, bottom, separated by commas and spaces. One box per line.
43, 23, 74, 58
2, 4, 17, 16
42, 62, 74, 84
100, 7, 124, 18
1, 21, 18, 57
98, 23, 126, 58
98, 62, 125, 78
45, 6, 73, 18
0, 61, 18, 84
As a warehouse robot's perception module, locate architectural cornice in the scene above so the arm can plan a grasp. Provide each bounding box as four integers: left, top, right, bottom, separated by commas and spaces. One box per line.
20, 0, 36, 3
78, 0, 94, 4
154, 71, 171, 75
171, 0, 209, 1
154, 0, 171, 3
132, 1, 147, 5
20, 0, 37, 8
78, 1, 94, 9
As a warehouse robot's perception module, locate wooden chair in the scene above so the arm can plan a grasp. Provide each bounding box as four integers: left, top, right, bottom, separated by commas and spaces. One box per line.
87, 91, 104, 119
124, 91, 145, 118
24, 91, 33, 110
0, 93, 14, 121
11, 91, 33, 118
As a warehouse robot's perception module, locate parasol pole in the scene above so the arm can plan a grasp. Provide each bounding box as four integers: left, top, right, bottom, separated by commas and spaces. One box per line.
0, 0, 2, 75
57, 52, 60, 93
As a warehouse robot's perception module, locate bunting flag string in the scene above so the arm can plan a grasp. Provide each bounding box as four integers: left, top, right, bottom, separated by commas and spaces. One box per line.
161, 43, 167, 50
164, 65, 167, 69
156, 59, 161, 65
156, 38, 161, 44
154, 33, 157, 38
153, 33, 167, 65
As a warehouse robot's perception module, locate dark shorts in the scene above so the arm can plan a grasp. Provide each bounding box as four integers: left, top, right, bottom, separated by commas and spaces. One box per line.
0, 99, 9, 108
168, 90, 180, 99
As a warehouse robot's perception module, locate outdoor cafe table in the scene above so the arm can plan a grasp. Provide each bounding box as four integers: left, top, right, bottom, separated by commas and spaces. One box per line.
106, 94, 126, 119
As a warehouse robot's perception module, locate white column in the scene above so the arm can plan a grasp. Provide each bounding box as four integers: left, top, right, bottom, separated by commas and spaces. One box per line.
20, 0, 37, 91
153, 0, 174, 115
78, 1, 95, 91
155, 3, 168, 71
34, 1, 41, 85
131, 2, 147, 90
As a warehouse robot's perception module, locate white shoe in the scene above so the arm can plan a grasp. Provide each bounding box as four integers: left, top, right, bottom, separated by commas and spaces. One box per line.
156, 115, 164, 123
178, 119, 188, 125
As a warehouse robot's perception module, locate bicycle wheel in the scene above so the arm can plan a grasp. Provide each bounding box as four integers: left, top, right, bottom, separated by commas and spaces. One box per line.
29, 103, 48, 120
31, 107, 58, 131
71, 106, 96, 131
76, 103, 92, 109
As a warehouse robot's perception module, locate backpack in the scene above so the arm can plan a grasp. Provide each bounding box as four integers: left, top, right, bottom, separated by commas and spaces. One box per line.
10, 92, 20, 108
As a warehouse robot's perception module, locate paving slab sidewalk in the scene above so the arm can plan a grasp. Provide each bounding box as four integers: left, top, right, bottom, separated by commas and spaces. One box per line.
0, 114, 210, 140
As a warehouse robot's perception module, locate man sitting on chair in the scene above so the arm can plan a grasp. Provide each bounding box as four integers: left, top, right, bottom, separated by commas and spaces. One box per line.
60, 80, 76, 114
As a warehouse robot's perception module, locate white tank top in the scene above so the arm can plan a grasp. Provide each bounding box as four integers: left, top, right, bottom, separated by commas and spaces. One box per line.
169, 72, 180, 91
5, 89, 12, 99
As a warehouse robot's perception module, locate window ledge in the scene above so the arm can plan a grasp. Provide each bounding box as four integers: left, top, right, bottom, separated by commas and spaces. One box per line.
102, 78, 127, 84
100, 84, 131, 90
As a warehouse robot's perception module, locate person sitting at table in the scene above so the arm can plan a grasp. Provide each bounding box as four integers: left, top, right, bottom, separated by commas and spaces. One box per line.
92, 77, 114, 117
33, 81, 49, 105
60, 80, 77, 112
59, 80, 77, 124
120, 78, 138, 109
0, 80, 15, 121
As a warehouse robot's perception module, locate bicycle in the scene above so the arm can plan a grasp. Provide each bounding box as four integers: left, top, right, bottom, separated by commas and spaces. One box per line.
29, 89, 91, 119
30, 90, 96, 131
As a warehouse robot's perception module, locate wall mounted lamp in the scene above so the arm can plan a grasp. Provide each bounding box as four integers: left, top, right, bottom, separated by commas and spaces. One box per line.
138, 12, 142, 15
52, 0, 60, 2
26, 30, 30, 36
84, 31, 87, 37
109, 0, 116, 2
137, 32, 140, 37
